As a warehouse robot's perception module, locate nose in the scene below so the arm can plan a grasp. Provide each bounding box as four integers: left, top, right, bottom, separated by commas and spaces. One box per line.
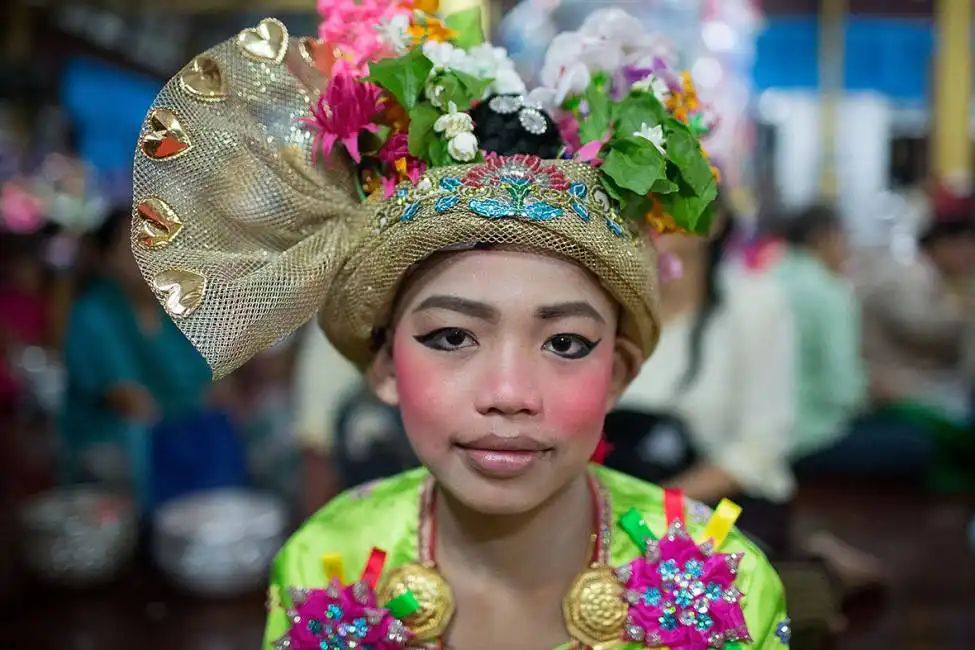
473, 344, 542, 417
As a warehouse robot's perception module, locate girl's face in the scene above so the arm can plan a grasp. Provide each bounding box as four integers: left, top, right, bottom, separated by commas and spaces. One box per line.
371, 249, 639, 515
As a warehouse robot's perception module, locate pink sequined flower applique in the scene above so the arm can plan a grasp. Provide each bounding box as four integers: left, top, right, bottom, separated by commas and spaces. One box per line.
616, 520, 750, 649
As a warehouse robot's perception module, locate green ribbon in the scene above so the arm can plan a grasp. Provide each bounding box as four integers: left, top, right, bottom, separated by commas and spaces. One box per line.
384, 591, 421, 619
620, 508, 657, 549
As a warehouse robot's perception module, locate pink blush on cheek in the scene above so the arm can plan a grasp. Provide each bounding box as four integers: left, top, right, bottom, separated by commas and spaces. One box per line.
542, 351, 615, 441
391, 328, 458, 450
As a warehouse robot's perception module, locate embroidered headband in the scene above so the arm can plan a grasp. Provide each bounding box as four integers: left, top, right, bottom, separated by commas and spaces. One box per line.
131, 3, 719, 377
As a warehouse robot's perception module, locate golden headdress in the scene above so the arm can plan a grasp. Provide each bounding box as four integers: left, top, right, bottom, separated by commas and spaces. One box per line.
131, 7, 718, 378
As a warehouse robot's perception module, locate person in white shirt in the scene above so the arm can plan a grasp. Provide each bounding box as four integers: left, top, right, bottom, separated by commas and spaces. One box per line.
608, 212, 797, 554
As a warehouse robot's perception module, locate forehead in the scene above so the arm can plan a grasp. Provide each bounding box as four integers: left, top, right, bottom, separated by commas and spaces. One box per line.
398, 248, 617, 313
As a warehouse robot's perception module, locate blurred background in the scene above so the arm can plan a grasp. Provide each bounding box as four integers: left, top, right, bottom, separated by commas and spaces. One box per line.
0, 0, 972, 649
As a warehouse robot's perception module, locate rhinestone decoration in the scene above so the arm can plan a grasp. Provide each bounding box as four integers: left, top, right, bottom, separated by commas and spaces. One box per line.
275, 580, 412, 650
135, 197, 183, 249
488, 94, 522, 115
236, 17, 288, 63
775, 618, 792, 644
617, 521, 750, 649
151, 268, 206, 318
140, 108, 191, 160
179, 56, 226, 101
519, 108, 548, 135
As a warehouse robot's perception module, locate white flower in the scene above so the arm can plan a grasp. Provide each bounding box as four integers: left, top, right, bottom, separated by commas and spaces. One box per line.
634, 123, 666, 154
375, 14, 411, 54
448, 132, 479, 162
426, 83, 446, 108
422, 40, 467, 73
492, 68, 527, 96
434, 102, 474, 139
580, 8, 645, 49
632, 74, 670, 102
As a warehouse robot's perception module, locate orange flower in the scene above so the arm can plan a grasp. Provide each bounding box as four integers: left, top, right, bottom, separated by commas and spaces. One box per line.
408, 16, 457, 43
377, 99, 410, 132
644, 197, 689, 235
361, 169, 383, 196
412, 0, 440, 13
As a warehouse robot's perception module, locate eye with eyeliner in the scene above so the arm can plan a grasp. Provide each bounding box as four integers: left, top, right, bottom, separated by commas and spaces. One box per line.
544, 334, 600, 359
414, 327, 477, 351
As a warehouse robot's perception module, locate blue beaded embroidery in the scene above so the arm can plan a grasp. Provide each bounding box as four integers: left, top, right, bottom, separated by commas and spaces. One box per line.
776, 618, 792, 644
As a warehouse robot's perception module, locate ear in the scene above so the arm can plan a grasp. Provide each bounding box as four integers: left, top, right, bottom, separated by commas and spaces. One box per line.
606, 335, 642, 411
367, 345, 400, 407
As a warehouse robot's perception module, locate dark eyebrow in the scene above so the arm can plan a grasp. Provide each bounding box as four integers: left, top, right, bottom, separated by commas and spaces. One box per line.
535, 301, 606, 324
413, 295, 499, 322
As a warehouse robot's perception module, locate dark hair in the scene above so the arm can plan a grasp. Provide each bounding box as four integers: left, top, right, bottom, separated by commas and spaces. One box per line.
471, 95, 563, 159
919, 215, 975, 249
680, 195, 734, 389
782, 204, 842, 247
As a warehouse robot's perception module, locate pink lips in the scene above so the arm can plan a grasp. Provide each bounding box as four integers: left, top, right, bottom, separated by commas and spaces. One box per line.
456, 434, 551, 478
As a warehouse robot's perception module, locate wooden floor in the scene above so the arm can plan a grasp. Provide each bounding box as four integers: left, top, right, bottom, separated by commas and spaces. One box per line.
2, 478, 972, 649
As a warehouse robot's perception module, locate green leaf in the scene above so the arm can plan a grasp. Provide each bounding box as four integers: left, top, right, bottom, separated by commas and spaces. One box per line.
367, 47, 433, 111
650, 176, 679, 194
656, 179, 719, 235
446, 6, 485, 49
600, 137, 668, 196
613, 92, 668, 141
579, 81, 612, 144
427, 138, 454, 167
453, 70, 492, 104
408, 104, 441, 159
665, 123, 715, 197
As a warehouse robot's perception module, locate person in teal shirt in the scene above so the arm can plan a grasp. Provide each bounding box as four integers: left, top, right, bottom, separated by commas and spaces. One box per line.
60, 210, 213, 509
773, 205, 934, 478
770, 206, 866, 459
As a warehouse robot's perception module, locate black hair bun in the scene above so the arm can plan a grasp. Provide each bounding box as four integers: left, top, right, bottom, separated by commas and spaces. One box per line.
471, 95, 563, 159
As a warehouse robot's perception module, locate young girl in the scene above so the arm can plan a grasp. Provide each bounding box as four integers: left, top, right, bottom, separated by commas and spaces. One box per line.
130, 6, 789, 649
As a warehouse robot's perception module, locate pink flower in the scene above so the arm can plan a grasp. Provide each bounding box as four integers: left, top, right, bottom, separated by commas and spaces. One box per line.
558, 114, 582, 154
576, 132, 610, 165
378, 132, 426, 187
317, 0, 413, 77
302, 73, 383, 163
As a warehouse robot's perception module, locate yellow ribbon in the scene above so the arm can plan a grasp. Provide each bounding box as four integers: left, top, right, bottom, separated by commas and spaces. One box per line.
700, 499, 742, 549
322, 552, 346, 584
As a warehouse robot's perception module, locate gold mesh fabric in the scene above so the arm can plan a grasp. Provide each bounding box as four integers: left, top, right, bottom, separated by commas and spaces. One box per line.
132, 18, 661, 379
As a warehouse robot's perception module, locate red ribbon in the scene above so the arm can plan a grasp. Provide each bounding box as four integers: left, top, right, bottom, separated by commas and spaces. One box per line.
589, 435, 614, 465
664, 488, 685, 527
360, 548, 387, 589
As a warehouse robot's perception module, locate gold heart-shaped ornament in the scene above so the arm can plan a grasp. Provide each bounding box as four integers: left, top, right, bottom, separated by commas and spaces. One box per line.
140, 108, 191, 160
152, 269, 206, 319
136, 197, 183, 249
180, 56, 225, 100
236, 18, 288, 63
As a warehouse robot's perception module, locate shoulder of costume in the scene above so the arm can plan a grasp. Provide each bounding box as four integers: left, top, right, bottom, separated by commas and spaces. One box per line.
274, 468, 427, 577
594, 465, 779, 579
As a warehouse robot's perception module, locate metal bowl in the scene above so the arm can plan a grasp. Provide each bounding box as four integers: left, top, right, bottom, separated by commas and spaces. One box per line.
20, 488, 137, 587
153, 488, 287, 597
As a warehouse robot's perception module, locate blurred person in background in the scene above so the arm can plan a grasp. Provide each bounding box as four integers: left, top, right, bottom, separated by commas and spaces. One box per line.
292, 324, 417, 517
605, 199, 796, 556
858, 210, 975, 490
771, 205, 887, 590
60, 209, 228, 512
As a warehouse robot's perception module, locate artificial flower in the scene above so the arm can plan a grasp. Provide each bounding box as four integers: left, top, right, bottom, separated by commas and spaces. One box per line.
377, 98, 410, 132
632, 74, 671, 103
0, 179, 44, 234
408, 14, 457, 44
317, 0, 414, 76
447, 132, 479, 162
378, 132, 426, 184
302, 72, 383, 163
645, 198, 687, 235
557, 114, 582, 154
375, 13, 412, 54
422, 40, 468, 72
634, 123, 666, 154
434, 102, 474, 139
576, 134, 609, 165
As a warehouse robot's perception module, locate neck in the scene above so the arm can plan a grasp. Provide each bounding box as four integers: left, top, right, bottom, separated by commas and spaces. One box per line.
434, 473, 594, 590
661, 252, 706, 321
